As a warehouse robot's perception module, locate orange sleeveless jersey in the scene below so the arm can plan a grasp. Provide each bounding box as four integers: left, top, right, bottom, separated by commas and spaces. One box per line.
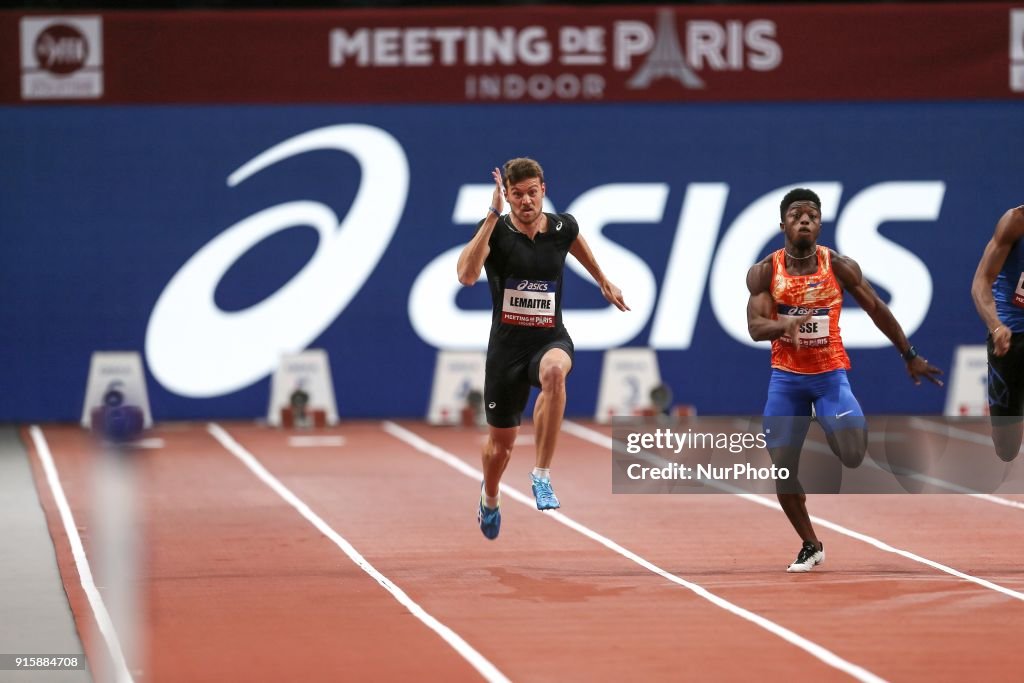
769, 246, 851, 374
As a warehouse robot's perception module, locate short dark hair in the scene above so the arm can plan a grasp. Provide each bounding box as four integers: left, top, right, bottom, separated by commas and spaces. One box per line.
780, 188, 821, 220
503, 157, 544, 188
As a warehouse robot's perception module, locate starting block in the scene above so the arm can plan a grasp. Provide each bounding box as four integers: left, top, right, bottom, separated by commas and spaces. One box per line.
81, 351, 153, 441
595, 347, 663, 423
944, 344, 989, 416
280, 407, 328, 429
427, 350, 486, 426
632, 404, 697, 418
267, 349, 338, 428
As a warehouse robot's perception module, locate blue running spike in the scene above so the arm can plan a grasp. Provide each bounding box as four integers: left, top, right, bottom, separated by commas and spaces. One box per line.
530, 473, 561, 510
478, 484, 501, 540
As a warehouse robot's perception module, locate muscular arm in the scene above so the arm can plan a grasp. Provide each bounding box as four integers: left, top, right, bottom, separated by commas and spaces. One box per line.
456, 215, 496, 286
569, 233, 629, 311
457, 168, 504, 286
832, 250, 942, 385
971, 206, 1024, 355
745, 259, 805, 343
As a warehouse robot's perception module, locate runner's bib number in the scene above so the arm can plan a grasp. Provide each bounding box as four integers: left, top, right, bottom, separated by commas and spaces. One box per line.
502, 279, 556, 328
778, 305, 830, 348
1013, 272, 1024, 307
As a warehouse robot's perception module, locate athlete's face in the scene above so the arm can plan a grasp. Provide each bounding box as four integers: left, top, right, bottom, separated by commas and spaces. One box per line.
781, 200, 821, 249
505, 177, 545, 226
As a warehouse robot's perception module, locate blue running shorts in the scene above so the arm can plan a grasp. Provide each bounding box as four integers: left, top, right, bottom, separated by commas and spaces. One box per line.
762, 368, 865, 449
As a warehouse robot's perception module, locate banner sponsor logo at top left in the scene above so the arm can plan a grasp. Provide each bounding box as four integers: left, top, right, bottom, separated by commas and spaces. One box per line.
20, 15, 103, 100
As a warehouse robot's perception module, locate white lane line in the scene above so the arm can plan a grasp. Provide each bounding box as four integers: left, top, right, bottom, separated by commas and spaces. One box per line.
382, 421, 887, 683
733, 418, 987, 495
287, 435, 346, 448
906, 418, 1024, 510
907, 417, 1017, 450
207, 423, 509, 683
29, 425, 135, 683
563, 420, 1024, 603
967, 493, 1024, 510
135, 438, 165, 449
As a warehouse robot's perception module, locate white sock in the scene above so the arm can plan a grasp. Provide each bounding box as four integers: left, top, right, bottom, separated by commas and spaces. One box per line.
532, 467, 551, 481
482, 486, 499, 509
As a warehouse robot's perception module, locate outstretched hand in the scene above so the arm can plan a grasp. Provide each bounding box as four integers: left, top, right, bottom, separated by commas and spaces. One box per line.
490, 168, 505, 215
600, 280, 630, 312
907, 355, 944, 386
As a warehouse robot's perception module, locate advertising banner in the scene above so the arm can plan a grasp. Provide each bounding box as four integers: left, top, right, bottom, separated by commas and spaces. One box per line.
2, 103, 1022, 420
2, 4, 1024, 104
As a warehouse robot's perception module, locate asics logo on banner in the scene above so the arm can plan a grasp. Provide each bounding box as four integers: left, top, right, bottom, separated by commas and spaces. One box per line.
411, 180, 944, 352
516, 280, 549, 291
146, 124, 408, 397
146, 125, 945, 399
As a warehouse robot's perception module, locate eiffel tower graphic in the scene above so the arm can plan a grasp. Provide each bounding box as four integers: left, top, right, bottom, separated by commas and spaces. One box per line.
628, 9, 704, 90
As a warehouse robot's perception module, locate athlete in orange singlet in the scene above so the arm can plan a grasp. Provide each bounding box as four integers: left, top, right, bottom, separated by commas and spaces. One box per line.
745, 188, 943, 572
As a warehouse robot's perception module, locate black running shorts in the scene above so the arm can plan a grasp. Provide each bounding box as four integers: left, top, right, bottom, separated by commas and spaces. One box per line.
484, 333, 574, 428
988, 332, 1024, 420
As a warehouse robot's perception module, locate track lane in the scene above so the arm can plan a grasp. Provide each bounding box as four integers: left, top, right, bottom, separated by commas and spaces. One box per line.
29, 420, 1024, 682
25, 424, 499, 683
553, 419, 1024, 681
218, 421, 880, 682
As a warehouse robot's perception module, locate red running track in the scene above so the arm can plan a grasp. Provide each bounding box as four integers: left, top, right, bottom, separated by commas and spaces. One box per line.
22, 421, 1024, 682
